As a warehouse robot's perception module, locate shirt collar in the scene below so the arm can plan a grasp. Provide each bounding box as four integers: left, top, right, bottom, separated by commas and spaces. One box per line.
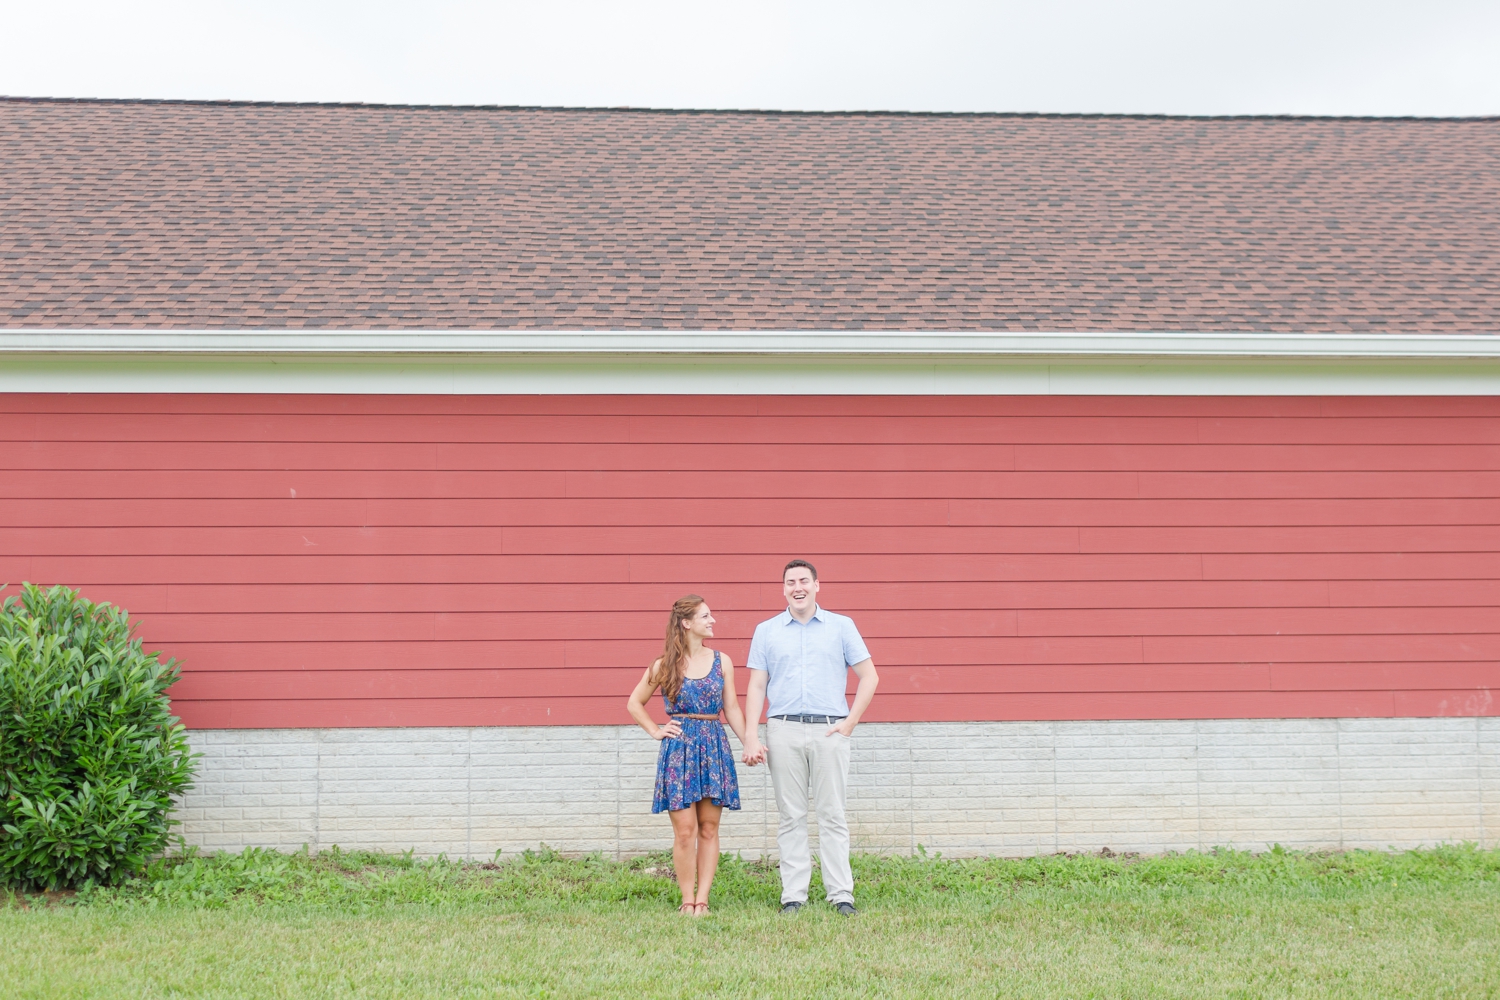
780, 604, 825, 624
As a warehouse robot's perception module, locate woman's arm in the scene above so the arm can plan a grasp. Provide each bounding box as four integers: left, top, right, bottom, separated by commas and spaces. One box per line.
718, 653, 751, 749
626, 661, 682, 741
741, 669, 768, 765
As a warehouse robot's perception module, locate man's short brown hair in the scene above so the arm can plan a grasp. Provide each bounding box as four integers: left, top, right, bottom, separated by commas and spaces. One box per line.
783, 559, 818, 581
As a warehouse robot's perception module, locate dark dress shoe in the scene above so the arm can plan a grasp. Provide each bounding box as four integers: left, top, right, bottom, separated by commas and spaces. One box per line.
780, 901, 803, 914
834, 902, 858, 916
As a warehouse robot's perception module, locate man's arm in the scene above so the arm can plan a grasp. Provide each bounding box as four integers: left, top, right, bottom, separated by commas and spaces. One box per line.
742, 669, 769, 765
829, 657, 877, 738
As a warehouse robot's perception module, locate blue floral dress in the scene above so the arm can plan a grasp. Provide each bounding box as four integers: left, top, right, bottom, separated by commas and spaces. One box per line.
652, 650, 741, 813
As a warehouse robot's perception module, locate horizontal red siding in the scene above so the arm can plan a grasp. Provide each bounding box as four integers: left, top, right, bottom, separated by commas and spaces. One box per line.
2, 392, 1498, 728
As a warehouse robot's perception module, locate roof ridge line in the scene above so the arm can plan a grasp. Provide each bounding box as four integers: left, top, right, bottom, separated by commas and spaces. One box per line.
2, 95, 1497, 122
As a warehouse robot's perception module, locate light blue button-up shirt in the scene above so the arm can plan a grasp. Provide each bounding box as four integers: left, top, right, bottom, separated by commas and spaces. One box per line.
747, 605, 872, 718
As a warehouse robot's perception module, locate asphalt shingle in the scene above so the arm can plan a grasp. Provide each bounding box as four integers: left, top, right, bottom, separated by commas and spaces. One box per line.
2, 99, 1497, 332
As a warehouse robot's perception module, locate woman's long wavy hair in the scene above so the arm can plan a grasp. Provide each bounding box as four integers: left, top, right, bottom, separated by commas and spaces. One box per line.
650, 594, 706, 703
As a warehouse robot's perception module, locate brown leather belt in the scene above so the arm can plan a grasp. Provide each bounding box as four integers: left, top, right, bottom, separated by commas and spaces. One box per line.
671, 713, 721, 720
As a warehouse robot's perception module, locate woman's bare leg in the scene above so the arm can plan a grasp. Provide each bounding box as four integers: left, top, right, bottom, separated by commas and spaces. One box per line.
668, 806, 700, 907
693, 800, 723, 907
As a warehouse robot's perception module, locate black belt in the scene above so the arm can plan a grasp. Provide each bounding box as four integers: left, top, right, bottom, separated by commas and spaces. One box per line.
770, 714, 847, 725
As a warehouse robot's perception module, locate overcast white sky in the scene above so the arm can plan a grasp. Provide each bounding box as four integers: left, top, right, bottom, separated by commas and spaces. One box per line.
2, 0, 1498, 116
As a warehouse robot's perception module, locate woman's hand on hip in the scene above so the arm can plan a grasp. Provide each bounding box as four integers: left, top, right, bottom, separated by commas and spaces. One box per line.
655, 719, 683, 741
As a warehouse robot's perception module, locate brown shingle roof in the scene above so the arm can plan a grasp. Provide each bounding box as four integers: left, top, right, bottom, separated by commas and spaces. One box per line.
2, 99, 1497, 332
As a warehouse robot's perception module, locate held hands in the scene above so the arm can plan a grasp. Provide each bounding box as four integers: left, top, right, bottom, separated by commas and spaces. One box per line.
741, 740, 767, 767
655, 719, 683, 742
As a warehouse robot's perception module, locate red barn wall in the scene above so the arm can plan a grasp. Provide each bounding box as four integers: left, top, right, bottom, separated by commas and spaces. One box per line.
2, 392, 1497, 729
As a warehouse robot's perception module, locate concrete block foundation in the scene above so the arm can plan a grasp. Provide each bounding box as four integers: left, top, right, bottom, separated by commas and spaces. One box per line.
175, 718, 1497, 859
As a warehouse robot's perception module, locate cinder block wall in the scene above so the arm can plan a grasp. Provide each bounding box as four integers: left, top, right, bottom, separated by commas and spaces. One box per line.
175, 718, 1500, 859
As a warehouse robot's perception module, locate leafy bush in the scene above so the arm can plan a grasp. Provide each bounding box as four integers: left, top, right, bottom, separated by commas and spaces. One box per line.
0, 582, 197, 890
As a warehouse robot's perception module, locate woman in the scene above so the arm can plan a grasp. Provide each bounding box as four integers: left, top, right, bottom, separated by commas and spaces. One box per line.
626, 595, 749, 916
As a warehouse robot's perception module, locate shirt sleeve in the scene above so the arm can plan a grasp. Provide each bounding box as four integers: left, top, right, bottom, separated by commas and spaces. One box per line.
746, 623, 770, 672
841, 617, 871, 666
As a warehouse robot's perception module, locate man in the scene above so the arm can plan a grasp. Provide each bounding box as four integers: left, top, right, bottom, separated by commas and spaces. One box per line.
742, 559, 879, 916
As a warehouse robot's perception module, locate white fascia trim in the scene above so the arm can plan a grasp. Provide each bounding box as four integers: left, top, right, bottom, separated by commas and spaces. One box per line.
5, 353, 1500, 395
5, 330, 1500, 395
3, 329, 1500, 358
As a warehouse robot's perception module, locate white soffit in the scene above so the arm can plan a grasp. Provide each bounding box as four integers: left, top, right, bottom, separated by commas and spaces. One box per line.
3, 329, 1500, 357
3, 330, 1500, 394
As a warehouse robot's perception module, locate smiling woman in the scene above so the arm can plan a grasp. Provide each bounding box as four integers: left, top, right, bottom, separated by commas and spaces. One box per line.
626, 595, 752, 915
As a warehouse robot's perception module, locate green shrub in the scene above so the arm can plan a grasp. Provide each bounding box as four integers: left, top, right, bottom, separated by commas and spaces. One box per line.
0, 582, 197, 890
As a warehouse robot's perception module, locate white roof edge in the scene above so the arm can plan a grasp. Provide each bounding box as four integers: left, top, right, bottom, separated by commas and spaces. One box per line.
2, 329, 1500, 358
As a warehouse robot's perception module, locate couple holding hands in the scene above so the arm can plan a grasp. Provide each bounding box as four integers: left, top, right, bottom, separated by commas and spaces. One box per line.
626, 560, 879, 916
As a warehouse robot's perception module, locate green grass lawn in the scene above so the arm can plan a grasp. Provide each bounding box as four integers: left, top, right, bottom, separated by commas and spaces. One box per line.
5, 846, 1500, 998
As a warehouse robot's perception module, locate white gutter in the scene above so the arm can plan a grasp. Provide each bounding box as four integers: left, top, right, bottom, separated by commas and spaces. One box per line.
2, 329, 1500, 357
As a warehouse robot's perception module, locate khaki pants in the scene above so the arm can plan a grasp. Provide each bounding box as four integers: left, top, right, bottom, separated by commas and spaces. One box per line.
765, 717, 854, 905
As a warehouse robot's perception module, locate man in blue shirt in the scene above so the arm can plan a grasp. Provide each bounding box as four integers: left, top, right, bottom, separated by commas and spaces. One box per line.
742, 559, 879, 915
